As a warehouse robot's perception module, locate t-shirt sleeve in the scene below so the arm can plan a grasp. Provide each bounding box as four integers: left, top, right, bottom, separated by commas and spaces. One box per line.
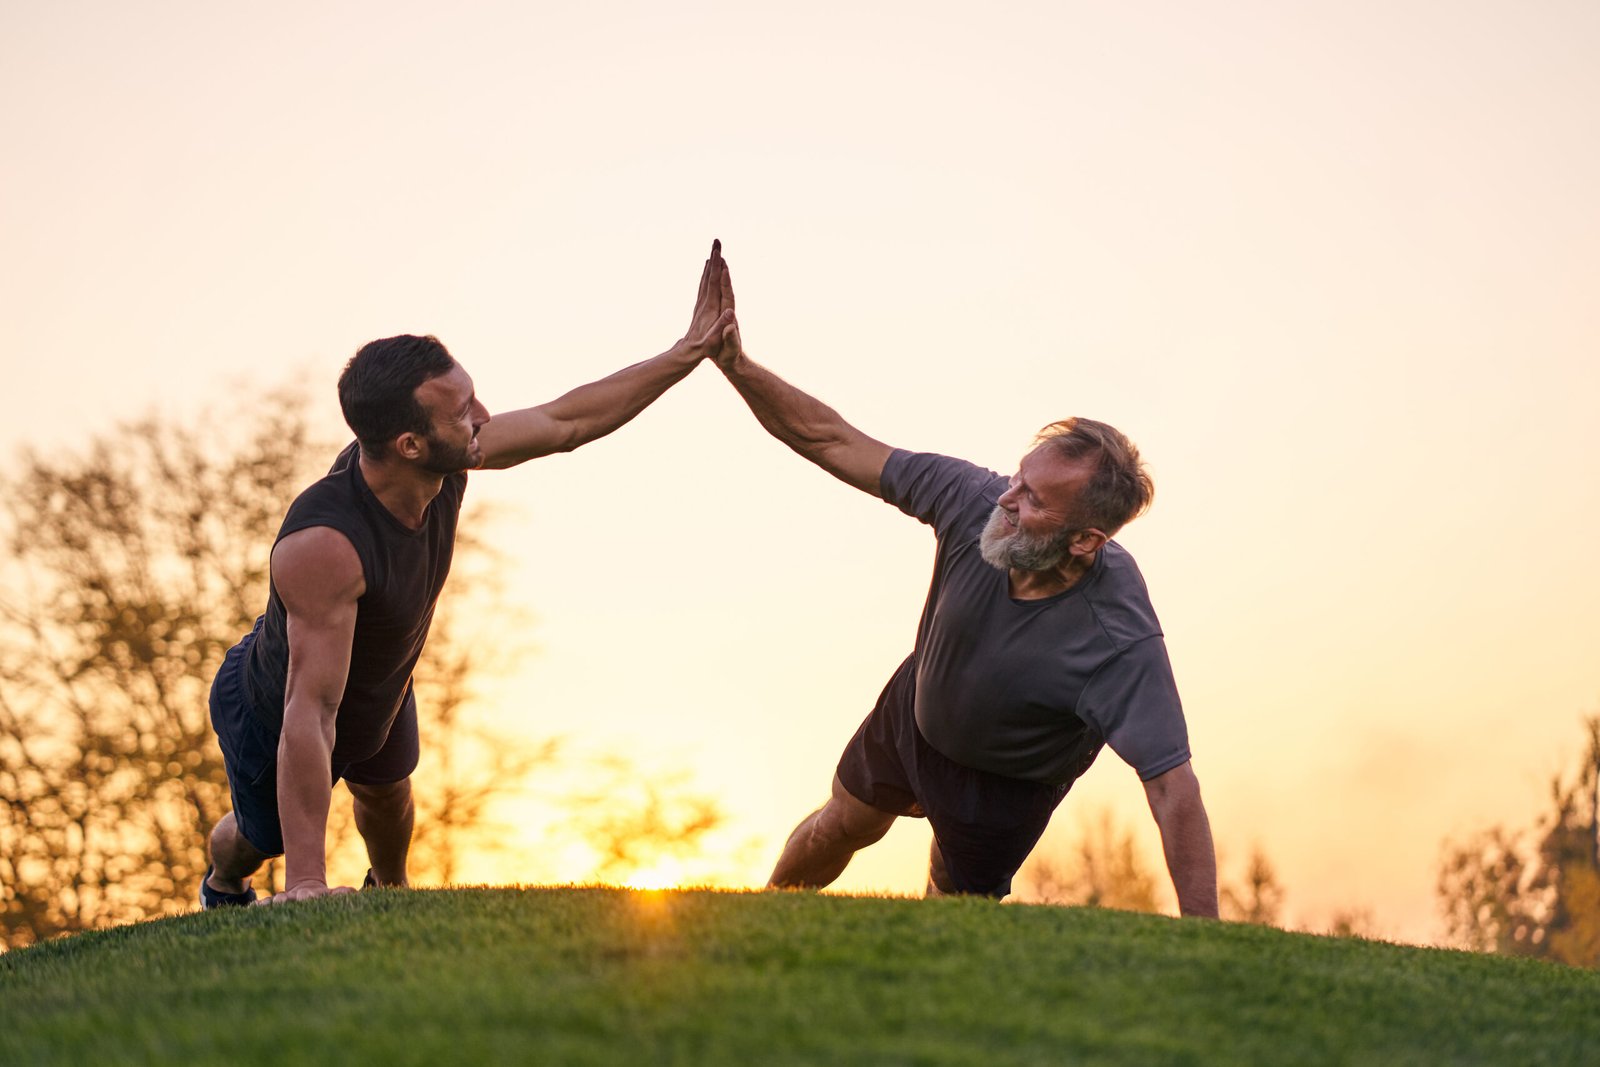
1076, 635, 1191, 781
880, 449, 1007, 539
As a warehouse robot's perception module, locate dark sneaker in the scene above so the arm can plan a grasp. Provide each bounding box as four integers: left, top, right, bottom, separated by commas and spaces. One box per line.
200, 865, 257, 909
362, 869, 378, 889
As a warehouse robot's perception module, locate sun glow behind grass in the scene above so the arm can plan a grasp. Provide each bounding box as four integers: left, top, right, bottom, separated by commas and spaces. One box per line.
619, 860, 687, 892
4, 887, 1599, 1066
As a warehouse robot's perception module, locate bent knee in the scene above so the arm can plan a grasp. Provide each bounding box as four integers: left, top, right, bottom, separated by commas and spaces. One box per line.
816, 799, 894, 849
348, 777, 412, 807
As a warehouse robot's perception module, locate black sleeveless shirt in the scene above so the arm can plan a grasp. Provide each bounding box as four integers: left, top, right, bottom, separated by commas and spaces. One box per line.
244, 442, 467, 764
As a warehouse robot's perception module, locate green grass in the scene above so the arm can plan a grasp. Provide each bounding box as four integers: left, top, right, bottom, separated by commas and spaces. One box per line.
3, 887, 1597, 1066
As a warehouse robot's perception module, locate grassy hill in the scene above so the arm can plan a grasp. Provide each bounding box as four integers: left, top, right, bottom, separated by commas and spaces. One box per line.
3, 886, 1597, 1065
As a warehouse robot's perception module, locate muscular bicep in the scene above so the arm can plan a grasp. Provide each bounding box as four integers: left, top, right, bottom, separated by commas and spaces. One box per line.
473, 406, 573, 469
271, 527, 364, 720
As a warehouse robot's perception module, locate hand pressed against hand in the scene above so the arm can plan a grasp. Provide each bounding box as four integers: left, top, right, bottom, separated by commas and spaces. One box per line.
681, 239, 737, 359
712, 252, 742, 370
254, 882, 357, 907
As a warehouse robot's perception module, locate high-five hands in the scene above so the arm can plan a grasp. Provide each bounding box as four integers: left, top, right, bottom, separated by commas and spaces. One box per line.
712, 246, 742, 370
681, 239, 737, 361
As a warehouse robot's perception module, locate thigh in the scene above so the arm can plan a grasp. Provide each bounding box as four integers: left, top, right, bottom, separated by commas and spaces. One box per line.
835, 654, 925, 818
209, 634, 286, 857
917, 739, 1069, 898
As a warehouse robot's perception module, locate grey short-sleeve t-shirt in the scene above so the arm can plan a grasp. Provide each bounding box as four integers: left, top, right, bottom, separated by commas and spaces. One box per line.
879, 449, 1190, 785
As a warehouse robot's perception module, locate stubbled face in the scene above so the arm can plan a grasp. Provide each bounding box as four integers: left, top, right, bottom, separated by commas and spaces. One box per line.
978, 446, 1093, 572
413, 363, 490, 474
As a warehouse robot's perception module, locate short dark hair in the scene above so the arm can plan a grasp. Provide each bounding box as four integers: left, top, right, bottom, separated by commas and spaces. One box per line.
337, 335, 457, 458
1033, 417, 1154, 535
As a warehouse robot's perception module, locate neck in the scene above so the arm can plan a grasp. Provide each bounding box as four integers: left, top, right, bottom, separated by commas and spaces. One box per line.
1008, 551, 1096, 600
358, 451, 446, 530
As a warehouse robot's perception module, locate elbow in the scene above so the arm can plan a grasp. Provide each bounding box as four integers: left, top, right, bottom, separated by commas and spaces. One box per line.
1144, 760, 1202, 809
548, 417, 588, 454
281, 697, 339, 754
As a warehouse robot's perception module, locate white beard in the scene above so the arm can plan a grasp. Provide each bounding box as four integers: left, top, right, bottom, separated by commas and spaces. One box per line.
978, 505, 1074, 572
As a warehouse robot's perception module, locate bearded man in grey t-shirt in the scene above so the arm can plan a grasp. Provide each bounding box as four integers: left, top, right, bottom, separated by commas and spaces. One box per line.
705, 260, 1218, 916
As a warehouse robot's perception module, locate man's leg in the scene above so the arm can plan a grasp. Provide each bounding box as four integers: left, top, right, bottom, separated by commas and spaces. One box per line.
769, 773, 897, 888
348, 777, 414, 887
925, 837, 957, 897
207, 811, 270, 895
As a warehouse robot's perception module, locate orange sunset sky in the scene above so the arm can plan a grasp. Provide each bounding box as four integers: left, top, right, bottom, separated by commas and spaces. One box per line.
3, 2, 1598, 944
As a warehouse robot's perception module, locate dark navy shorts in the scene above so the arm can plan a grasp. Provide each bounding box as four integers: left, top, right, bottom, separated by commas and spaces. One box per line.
836, 654, 1070, 898
208, 620, 420, 856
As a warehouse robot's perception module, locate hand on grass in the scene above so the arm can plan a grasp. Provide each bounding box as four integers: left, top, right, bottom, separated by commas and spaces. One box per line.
254, 881, 356, 906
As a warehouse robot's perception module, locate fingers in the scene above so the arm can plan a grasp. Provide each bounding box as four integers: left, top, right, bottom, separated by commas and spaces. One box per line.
252, 883, 356, 906
714, 315, 743, 368
681, 239, 732, 357
695, 251, 711, 312
719, 257, 735, 313
692, 239, 723, 322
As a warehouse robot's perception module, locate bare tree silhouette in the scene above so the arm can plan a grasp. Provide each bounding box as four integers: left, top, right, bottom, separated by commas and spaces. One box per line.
0, 392, 551, 946
1014, 809, 1160, 912
1438, 714, 1600, 966
1220, 844, 1285, 926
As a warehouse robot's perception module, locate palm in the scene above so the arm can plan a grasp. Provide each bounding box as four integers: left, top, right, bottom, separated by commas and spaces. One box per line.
684, 239, 739, 360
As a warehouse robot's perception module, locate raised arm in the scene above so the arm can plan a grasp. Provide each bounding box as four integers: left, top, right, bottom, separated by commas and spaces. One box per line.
711, 264, 894, 498
260, 526, 364, 905
1142, 760, 1220, 918
474, 241, 735, 469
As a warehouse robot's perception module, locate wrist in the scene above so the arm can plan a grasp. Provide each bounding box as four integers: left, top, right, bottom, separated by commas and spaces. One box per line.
667, 338, 708, 365
283, 847, 328, 891
284, 874, 329, 893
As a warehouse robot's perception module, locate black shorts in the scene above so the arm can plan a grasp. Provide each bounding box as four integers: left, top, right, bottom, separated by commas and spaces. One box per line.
208, 620, 419, 856
836, 654, 1070, 898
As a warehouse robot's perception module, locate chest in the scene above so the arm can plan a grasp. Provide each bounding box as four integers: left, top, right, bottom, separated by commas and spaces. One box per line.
919, 545, 1105, 697
356, 510, 458, 635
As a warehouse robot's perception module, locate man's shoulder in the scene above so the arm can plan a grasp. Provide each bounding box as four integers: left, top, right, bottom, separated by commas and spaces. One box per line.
885, 448, 1004, 486
271, 526, 365, 601
882, 450, 1007, 528
1081, 542, 1164, 649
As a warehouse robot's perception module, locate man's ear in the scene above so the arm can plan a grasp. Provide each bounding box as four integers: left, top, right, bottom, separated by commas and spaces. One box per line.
394, 431, 426, 461
1069, 528, 1109, 558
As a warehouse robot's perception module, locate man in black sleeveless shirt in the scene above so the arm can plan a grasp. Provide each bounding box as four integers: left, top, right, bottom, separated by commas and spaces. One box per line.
708, 259, 1218, 916
201, 242, 736, 907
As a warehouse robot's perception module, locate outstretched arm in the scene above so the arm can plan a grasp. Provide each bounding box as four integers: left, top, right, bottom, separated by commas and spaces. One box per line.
711, 265, 894, 498
475, 241, 735, 469
1143, 761, 1220, 918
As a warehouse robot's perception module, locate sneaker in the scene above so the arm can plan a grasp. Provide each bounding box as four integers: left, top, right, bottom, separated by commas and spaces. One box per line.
200, 865, 257, 909
362, 869, 378, 889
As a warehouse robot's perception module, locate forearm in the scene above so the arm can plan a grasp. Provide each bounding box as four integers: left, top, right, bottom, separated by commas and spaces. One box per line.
1145, 762, 1220, 918
719, 351, 888, 495
276, 702, 336, 891
481, 344, 701, 468
1158, 798, 1219, 918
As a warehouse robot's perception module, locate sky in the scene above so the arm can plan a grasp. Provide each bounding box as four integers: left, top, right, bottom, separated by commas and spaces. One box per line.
3, 1, 1598, 945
